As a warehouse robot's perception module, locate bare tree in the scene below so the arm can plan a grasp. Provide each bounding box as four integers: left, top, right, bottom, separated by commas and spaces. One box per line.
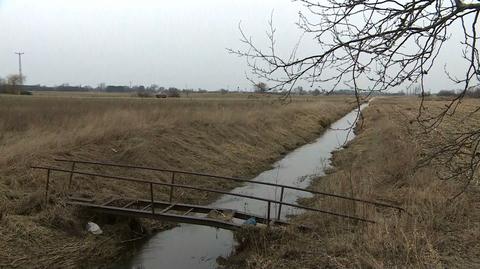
254, 82, 268, 93
149, 84, 159, 92
230, 0, 480, 193
167, 87, 181, 97
0, 77, 5, 94
231, 0, 479, 104
5, 74, 25, 94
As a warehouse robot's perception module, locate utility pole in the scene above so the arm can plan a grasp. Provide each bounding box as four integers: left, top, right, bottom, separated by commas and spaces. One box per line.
15, 52, 24, 84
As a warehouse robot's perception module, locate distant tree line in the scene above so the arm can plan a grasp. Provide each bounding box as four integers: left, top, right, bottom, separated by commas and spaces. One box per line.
437, 86, 480, 98
2, 75, 477, 98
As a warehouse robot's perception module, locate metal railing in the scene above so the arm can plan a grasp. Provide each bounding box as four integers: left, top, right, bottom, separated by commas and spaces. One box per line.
30, 159, 406, 225
53, 158, 405, 214
32, 165, 379, 224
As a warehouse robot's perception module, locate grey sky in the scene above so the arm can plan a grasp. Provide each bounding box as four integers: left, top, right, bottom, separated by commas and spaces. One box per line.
0, 0, 476, 92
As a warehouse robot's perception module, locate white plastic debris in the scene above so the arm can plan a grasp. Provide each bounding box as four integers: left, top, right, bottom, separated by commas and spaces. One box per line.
86, 221, 103, 235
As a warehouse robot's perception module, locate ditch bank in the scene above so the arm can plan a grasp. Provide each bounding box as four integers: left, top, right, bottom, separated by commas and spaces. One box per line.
226, 97, 480, 268
113, 103, 368, 269
0, 97, 357, 268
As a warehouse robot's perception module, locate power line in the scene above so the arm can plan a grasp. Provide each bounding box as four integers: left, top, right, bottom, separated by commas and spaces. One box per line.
15, 52, 24, 84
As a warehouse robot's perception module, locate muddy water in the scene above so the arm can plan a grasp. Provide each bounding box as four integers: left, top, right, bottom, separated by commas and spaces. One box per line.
114, 104, 367, 269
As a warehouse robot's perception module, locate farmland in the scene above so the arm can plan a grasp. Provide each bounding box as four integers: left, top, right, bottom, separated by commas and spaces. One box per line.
0, 92, 356, 268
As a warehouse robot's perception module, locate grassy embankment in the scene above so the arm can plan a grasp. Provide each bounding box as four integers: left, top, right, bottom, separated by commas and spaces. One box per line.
228, 97, 480, 268
0, 93, 355, 268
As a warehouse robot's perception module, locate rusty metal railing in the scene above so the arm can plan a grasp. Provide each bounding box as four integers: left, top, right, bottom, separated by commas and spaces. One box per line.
32, 165, 379, 224
52, 158, 405, 214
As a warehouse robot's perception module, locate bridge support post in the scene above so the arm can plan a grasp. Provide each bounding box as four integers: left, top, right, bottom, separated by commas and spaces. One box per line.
277, 186, 284, 220
68, 161, 76, 190
169, 172, 175, 203
267, 201, 271, 226
150, 182, 155, 215
45, 168, 51, 207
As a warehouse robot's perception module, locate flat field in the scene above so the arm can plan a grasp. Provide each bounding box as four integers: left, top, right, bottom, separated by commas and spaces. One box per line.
0, 92, 355, 268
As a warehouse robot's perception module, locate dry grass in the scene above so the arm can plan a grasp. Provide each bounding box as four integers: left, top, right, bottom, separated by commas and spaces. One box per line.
227, 97, 480, 268
0, 93, 355, 268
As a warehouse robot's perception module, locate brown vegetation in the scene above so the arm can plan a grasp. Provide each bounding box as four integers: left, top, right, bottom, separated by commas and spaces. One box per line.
0, 74, 25, 95
228, 97, 480, 268
0, 94, 355, 268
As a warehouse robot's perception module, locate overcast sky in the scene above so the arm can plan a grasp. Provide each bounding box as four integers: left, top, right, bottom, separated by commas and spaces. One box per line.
0, 0, 476, 92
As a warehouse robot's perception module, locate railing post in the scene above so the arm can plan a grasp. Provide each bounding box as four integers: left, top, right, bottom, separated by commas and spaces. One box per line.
45, 169, 51, 207
277, 186, 284, 220
150, 182, 155, 215
267, 201, 271, 226
169, 172, 175, 203
68, 161, 76, 190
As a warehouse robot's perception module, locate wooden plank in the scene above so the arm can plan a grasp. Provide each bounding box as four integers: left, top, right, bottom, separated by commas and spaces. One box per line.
160, 204, 176, 213
141, 204, 151, 211
102, 198, 117, 206
66, 199, 289, 229
66, 201, 243, 230
123, 200, 137, 208
130, 198, 287, 224
183, 208, 194, 215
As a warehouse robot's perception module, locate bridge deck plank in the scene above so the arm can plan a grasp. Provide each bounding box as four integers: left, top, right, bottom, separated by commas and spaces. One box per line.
67, 198, 287, 230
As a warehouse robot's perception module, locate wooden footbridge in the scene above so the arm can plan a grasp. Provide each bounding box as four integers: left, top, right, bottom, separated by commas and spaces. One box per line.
31, 159, 404, 230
